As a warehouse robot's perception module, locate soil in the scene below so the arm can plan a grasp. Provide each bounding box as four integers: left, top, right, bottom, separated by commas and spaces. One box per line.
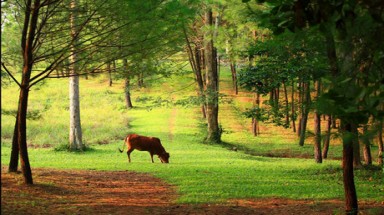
2, 167, 383, 215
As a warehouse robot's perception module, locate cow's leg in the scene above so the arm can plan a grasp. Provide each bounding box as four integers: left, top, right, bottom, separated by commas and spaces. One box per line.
150, 152, 154, 163
127, 148, 134, 163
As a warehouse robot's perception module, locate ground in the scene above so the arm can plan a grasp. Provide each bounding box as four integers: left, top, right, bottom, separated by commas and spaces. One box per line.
2, 167, 383, 215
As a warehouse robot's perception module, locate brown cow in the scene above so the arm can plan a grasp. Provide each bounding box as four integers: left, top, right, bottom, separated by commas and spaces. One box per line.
119, 134, 170, 163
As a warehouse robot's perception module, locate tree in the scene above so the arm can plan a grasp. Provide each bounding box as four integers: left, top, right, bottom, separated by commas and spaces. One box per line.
313, 79, 322, 163
69, 0, 84, 151
204, 6, 221, 143
1, 0, 135, 183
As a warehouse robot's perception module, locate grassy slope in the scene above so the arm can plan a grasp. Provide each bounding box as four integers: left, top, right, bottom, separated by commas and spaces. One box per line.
1, 70, 383, 204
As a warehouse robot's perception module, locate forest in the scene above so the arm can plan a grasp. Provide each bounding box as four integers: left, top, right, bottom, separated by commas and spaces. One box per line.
1, 0, 383, 214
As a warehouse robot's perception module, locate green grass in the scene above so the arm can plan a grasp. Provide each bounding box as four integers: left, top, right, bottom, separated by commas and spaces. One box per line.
1, 70, 383, 204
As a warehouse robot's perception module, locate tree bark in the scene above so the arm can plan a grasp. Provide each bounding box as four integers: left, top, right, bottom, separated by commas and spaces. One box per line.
283, 81, 289, 127
183, 25, 206, 118
252, 93, 260, 136
322, 115, 331, 159
12, 0, 43, 184
230, 63, 238, 95
291, 80, 296, 133
107, 61, 112, 87
123, 59, 133, 108
297, 81, 303, 137
378, 120, 383, 166
69, 0, 84, 151
351, 124, 362, 168
341, 121, 358, 215
362, 125, 372, 165
137, 72, 144, 88
299, 81, 310, 146
195, 47, 206, 118
204, 8, 220, 143
314, 80, 322, 163
9, 112, 19, 172
18, 86, 33, 184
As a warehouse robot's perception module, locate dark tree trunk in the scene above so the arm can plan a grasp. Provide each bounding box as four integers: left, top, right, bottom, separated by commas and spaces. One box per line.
194, 47, 206, 118
17, 86, 33, 184
204, 8, 220, 143
299, 81, 310, 146
107, 62, 112, 87
341, 122, 358, 215
297, 81, 303, 137
322, 115, 332, 159
12, 0, 43, 184
362, 125, 372, 165
322, 20, 358, 214
291, 80, 296, 133
313, 80, 322, 163
351, 124, 363, 168
183, 26, 206, 118
9, 112, 20, 172
283, 81, 289, 127
332, 117, 338, 129
124, 78, 133, 108
230, 62, 238, 95
252, 93, 260, 136
275, 87, 280, 109
123, 59, 133, 108
137, 72, 144, 88
378, 120, 383, 166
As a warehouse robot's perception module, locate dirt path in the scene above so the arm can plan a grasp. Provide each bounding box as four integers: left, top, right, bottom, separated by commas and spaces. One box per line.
2, 167, 383, 215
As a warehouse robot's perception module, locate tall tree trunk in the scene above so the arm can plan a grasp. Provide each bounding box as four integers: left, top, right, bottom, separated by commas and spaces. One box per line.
13, 0, 43, 184
291, 80, 296, 133
378, 120, 383, 166
362, 125, 372, 165
123, 59, 133, 108
332, 116, 337, 129
351, 124, 362, 168
69, 0, 84, 151
204, 8, 220, 143
183, 26, 206, 118
195, 47, 206, 118
230, 63, 238, 95
18, 86, 33, 184
252, 93, 260, 136
299, 81, 310, 146
107, 61, 112, 87
9, 112, 19, 172
137, 72, 144, 88
297, 81, 303, 137
322, 115, 332, 159
323, 21, 358, 213
314, 80, 322, 163
341, 121, 358, 215
283, 81, 289, 127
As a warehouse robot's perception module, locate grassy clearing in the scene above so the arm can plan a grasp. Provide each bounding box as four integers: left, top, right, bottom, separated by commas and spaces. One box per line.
1, 69, 383, 204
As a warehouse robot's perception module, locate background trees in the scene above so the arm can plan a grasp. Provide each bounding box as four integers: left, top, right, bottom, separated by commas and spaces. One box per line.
241, 0, 384, 213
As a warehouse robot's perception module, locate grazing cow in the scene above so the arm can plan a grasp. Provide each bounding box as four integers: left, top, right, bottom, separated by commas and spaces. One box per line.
119, 134, 170, 163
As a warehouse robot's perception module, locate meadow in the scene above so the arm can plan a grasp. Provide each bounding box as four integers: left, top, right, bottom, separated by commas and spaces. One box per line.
1, 68, 383, 205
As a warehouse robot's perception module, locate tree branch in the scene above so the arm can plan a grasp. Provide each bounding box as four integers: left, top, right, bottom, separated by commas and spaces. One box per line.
1, 62, 22, 87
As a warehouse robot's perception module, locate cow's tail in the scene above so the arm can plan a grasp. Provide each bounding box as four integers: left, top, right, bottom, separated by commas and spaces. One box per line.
118, 135, 129, 153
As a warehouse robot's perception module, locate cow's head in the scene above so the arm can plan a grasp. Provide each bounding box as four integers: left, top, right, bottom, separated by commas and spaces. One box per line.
159, 152, 170, 163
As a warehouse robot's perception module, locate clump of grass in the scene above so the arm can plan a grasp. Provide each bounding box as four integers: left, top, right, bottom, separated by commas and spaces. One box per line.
54, 143, 95, 152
